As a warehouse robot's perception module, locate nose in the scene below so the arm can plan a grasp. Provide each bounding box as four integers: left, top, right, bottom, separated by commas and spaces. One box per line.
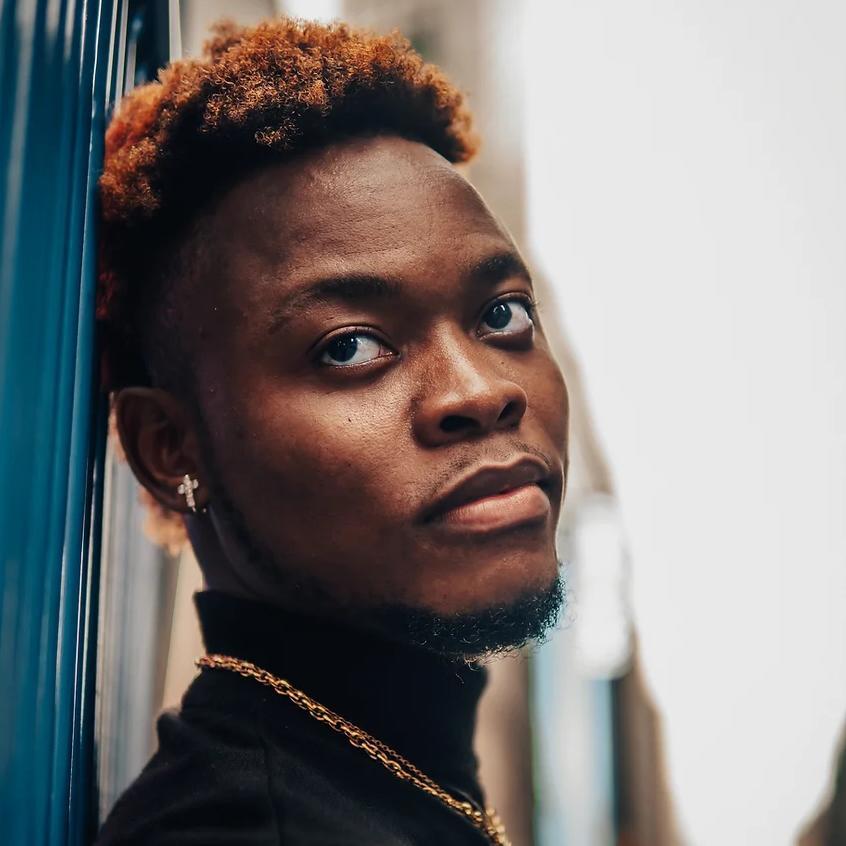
412, 338, 528, 447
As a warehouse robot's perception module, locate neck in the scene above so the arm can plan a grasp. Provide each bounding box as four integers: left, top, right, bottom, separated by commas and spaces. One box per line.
194, 589, 489, 800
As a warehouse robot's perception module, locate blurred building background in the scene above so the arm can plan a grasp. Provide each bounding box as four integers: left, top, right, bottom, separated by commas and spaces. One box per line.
93, 2, 846, 845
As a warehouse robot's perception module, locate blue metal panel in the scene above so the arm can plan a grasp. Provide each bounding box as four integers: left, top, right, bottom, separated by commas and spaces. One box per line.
0, 1, 120, 844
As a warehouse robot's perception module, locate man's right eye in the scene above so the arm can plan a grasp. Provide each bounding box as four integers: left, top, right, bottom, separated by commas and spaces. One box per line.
319, 332, 393, 367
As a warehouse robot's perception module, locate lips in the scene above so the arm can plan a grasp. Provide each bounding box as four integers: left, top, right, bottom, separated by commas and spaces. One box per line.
421, 456, 554, 525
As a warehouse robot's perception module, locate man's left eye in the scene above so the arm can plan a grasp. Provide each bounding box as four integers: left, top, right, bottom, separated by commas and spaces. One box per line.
479, 299, 535, 335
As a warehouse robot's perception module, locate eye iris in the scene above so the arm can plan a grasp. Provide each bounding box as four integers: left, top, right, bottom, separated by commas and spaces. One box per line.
486, 301, 512, 329
328, 335, 359, 362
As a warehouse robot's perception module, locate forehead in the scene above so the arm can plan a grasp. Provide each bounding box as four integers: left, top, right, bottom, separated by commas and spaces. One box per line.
199, 135, 515, 303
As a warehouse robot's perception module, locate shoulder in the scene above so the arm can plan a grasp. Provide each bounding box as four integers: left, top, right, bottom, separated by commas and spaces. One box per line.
95, 675, 281, 845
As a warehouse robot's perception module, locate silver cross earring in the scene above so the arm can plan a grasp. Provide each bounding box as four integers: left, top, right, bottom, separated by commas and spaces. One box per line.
177, 473, 199, 513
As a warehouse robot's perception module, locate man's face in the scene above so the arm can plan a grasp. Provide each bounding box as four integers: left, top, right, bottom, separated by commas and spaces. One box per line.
179, 135, 569, 635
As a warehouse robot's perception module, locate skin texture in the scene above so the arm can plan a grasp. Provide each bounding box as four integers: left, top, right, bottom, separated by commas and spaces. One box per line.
116, 134, 569, 646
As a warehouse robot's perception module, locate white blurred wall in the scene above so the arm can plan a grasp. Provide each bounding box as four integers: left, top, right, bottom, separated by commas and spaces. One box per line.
523, 1, 846, 843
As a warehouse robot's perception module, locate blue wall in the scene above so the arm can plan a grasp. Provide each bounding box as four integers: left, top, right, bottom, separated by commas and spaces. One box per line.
0, 1, 120, 843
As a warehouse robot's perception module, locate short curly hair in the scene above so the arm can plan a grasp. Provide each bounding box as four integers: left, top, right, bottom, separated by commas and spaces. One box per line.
97, 17, 478, 550
97, 16, 478, 393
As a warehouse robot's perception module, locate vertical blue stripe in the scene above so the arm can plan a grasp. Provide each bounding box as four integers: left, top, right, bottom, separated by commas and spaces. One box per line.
0, 1, 118, 843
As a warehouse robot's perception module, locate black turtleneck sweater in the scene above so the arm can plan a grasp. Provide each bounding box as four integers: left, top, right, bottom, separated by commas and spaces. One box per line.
95, 590, 493, 844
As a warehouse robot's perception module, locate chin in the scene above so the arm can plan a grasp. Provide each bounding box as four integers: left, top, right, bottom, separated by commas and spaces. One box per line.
370, 556, 566, 660
421, 545, 561, 618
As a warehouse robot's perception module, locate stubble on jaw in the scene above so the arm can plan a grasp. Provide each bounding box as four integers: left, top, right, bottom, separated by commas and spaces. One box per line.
365, 565, 566, 662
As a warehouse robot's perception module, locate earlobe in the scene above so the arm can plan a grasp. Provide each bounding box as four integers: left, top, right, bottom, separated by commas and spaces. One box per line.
113, 387, 207, 514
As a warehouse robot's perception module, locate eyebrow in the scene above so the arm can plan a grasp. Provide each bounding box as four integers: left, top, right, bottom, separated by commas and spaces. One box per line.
267, 274, 402, 335
266, 249, 531, 335
468, 251, 532, 286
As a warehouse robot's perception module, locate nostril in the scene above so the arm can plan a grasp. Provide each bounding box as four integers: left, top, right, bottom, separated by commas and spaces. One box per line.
498, 400, 521, 424
440, 414, 475, 434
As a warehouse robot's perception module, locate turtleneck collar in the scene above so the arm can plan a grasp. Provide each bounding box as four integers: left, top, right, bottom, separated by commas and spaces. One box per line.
193, 590, 489, 800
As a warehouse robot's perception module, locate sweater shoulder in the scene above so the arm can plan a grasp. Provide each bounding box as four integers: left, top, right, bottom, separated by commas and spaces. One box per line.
95, 679, 281, 845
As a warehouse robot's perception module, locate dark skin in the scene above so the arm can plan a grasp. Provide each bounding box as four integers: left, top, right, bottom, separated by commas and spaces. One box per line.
117, 134, 569, 638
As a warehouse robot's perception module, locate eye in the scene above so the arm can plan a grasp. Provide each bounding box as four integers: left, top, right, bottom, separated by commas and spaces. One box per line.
479, 297, 535, 336
318, 331, 392, 367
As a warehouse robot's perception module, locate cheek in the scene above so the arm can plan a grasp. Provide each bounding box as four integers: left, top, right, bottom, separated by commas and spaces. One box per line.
527, 353, 570, 456
211, 383, 409, 529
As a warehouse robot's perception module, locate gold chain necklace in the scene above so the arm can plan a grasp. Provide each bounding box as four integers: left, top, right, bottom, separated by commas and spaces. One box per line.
196, 654, 511, 846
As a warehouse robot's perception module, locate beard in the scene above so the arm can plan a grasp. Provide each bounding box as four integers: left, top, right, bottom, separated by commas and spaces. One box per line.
364, 567, 566, 661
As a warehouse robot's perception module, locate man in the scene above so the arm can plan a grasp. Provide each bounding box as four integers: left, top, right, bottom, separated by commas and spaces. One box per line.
96, 17, 569, 845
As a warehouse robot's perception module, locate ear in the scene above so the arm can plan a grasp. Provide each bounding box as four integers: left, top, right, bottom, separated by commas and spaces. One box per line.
114, 387, 208, 514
